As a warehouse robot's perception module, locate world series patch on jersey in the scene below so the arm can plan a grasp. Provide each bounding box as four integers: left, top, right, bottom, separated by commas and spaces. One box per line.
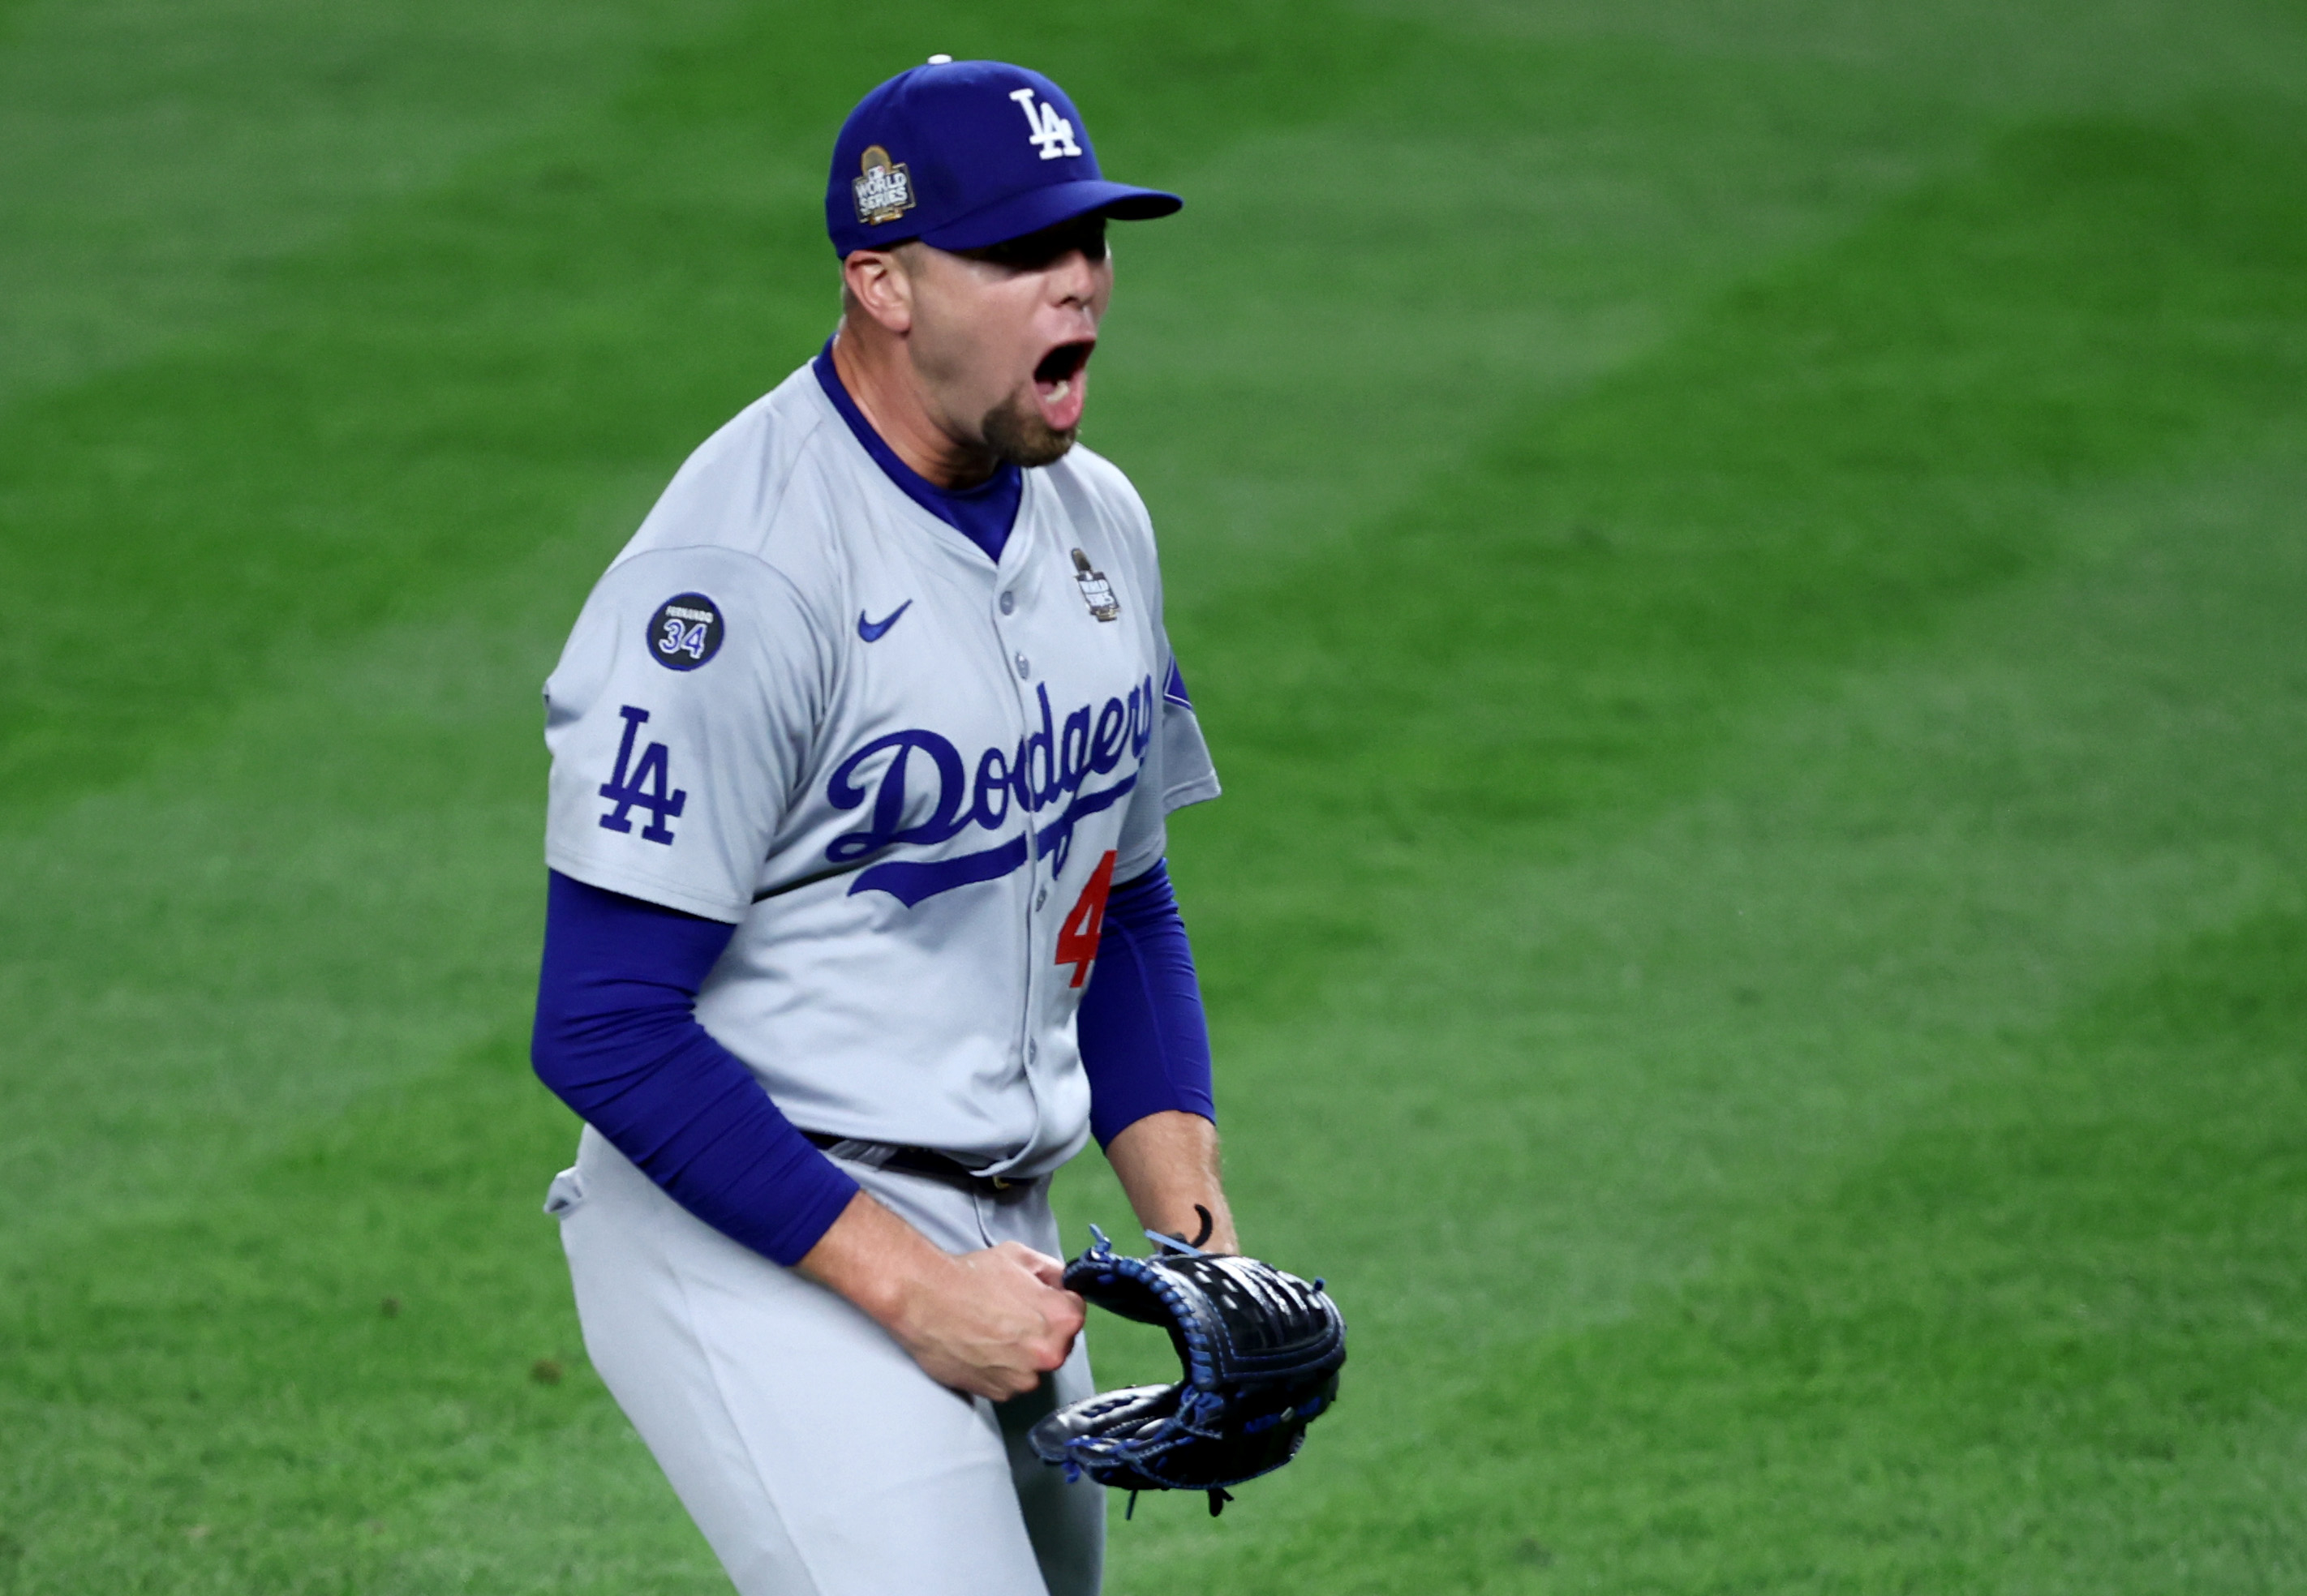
542, 361, 1219, 1178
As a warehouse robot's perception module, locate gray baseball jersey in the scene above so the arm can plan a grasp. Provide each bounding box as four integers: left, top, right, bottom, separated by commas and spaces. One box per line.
541, 359, 1219, 1177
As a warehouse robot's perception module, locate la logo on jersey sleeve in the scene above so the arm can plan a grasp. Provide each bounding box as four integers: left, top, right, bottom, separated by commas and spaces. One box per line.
599, 706, 686, 844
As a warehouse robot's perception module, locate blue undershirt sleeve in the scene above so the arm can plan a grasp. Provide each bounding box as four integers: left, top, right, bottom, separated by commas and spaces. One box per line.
530, 870, 858, 1266
1076, 859, 1217, 1148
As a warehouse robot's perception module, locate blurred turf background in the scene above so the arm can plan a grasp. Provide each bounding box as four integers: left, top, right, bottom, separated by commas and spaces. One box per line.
2, 1, 2304, 1591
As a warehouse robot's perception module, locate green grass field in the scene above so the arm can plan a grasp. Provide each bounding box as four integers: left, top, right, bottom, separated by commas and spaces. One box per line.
4, 2, 2305, 1590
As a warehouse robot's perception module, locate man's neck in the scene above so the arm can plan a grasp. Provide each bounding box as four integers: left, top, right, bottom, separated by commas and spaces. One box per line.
827, 324, 999, 490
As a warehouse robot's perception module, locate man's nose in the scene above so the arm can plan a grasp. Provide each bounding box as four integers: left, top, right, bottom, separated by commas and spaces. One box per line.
1047, 250, 1106, 312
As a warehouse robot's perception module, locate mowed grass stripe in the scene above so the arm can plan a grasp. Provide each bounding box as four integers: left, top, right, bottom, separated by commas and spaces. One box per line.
1177, 108, 2307, 1005
0, 1033, 726, 1594
0, 0, 738, 413
1164, 909, 2307, 1594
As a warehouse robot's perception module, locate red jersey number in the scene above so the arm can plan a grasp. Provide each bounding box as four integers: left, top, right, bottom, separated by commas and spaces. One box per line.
1055, 850, 1119, 988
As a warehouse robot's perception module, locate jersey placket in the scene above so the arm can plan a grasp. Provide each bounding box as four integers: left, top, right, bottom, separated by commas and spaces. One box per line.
988, 483, 1056, 1168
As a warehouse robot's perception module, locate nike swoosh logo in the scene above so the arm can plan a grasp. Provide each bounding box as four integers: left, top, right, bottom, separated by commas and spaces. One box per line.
857, 600, 913, 642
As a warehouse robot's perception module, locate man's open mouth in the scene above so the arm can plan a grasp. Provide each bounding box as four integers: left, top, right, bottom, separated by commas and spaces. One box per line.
1033, 340, 1095, 431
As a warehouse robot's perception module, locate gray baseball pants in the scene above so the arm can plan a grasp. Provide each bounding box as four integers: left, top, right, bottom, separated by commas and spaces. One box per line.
548, 1126, 1104, 1595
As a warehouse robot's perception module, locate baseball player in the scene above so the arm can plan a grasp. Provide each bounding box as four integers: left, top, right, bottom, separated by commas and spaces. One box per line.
528, 58, 1235, 1596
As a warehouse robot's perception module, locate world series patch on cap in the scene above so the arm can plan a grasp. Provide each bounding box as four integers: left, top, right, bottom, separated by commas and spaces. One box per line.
826, 58, 1181, 257
853, 145, 916, 227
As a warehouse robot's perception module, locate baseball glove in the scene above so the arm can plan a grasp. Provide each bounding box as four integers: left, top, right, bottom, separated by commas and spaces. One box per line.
1028, 1216, 1346, 1517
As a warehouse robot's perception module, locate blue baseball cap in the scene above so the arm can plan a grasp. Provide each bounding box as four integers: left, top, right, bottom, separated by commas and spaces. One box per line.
826, 58, 1181, 258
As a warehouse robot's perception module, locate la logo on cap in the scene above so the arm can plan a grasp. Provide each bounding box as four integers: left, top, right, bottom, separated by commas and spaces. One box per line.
1007, 87, 1080, 161
853, 144, 915, 225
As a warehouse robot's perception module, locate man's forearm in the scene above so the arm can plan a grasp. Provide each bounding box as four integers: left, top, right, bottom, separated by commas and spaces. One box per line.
1106, 1109, 1238, 1253
797, 1189, 1085, 1401
795, 1188, 952, 1324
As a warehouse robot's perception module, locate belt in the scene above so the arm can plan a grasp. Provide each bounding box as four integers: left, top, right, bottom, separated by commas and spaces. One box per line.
801, 1130, 1039, 1201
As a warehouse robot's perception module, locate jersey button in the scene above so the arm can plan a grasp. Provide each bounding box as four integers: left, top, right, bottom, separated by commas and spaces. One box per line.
1035, 886, 1047, 911
999, 591, 1016, 616
1014, 652, 1030, 678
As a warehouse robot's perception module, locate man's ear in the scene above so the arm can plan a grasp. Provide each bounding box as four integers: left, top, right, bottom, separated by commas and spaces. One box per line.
841, 248, 914, 334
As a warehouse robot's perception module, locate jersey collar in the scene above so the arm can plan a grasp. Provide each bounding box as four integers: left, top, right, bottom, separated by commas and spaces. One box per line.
811, 340, 1022, 564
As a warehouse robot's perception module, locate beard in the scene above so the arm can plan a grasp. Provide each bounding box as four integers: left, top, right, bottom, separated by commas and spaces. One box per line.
979, 387, 1077, 469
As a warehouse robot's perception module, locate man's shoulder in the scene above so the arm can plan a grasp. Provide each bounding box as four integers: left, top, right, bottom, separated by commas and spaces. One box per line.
1037, 442, 1158, 557
610, 363, 855, 573
1041, 441, 1147, 515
